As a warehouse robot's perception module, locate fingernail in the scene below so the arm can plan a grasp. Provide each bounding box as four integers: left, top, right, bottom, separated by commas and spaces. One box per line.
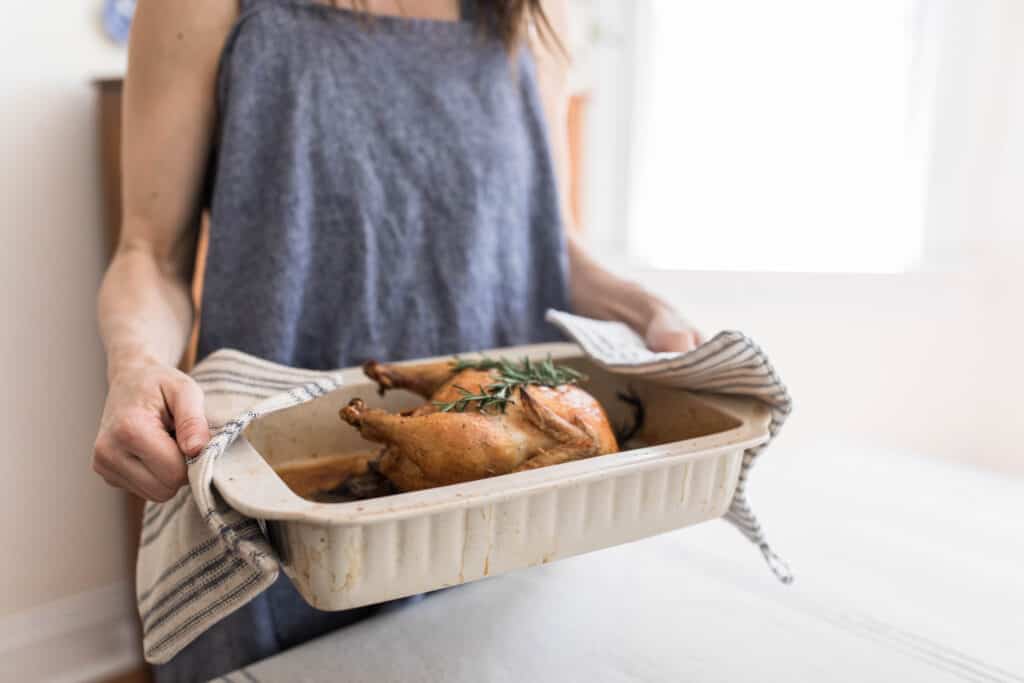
185, 437, 204, 454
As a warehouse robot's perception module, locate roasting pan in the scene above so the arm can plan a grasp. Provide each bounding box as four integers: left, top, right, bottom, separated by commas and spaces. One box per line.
213, 343, 772, 610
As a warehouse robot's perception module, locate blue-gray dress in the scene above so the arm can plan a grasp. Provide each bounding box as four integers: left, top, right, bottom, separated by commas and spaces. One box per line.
159, 1, 570, 680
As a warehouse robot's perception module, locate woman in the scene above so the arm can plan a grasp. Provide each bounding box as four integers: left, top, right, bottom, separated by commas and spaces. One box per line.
93, 0, 700, 679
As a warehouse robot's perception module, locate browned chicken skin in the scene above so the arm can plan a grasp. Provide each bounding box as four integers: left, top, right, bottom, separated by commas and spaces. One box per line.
341, 359, 619, 491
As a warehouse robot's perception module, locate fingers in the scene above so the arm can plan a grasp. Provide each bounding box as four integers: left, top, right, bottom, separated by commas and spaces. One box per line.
164, 378, 210, 456
646, 327, 702, 353
644, 305, 704, 353
93, 410, 188, 501
93, 444, 177, 502
92, 366, 208, 503
131, 426, 190, 490
118, 453, 179, 502
93, 458, 135, 493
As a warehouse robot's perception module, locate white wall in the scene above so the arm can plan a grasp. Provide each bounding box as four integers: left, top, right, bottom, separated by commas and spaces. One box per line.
910, 0, 1024, 473
919, 0, 1024, 261
590, 0, 1024, 476
0, 1, 133, 678
630, 266, 1024, 477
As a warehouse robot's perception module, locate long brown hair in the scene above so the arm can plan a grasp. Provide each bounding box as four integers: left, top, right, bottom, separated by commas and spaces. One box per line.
338, 1, 560, 53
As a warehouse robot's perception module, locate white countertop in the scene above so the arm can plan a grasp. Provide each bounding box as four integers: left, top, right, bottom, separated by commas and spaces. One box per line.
219, 444, 1024, 682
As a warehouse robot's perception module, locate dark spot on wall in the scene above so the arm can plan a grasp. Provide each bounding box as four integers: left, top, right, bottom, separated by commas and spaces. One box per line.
177, 32, 184, 41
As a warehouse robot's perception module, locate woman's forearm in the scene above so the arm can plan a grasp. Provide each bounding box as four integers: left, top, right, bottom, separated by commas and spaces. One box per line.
566, 233, 663, 332
98, 238, 194, 380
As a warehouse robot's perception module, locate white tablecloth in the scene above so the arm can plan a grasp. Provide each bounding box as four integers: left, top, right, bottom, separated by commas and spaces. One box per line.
217, 444, 1024, 683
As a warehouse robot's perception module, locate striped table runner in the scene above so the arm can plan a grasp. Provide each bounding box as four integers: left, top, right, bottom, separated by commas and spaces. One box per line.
136, 311, 792, 664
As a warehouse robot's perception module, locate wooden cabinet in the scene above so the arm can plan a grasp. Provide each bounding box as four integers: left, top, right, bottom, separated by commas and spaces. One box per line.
96, 79, 125, 256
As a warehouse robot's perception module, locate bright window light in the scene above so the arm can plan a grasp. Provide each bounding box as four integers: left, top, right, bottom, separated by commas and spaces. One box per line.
627, 1, 917, 273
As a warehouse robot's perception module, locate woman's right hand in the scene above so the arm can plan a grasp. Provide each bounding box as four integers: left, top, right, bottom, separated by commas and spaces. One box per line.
92, 361, 210, 502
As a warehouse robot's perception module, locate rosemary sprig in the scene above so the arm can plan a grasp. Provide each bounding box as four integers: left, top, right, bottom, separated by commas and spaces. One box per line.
435, 355, 586, 414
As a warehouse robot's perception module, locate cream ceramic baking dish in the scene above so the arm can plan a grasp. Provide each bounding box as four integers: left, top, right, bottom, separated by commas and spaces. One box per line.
213, 343, 772, 611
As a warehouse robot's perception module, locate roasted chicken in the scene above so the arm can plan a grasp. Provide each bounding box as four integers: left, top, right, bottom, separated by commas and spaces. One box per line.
339, 358, 619, 492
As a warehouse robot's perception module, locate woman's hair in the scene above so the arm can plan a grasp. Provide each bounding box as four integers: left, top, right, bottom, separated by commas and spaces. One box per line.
339, 1, 559, 52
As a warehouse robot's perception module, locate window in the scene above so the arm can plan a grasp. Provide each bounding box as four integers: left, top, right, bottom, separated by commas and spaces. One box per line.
622, 1, 916, 272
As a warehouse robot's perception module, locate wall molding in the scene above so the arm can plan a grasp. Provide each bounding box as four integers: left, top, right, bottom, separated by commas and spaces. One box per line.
0, 580, 141, 683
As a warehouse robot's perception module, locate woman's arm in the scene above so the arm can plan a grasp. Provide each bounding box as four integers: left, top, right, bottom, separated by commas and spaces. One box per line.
93, 0, 237, 502
531, 1, 701, 352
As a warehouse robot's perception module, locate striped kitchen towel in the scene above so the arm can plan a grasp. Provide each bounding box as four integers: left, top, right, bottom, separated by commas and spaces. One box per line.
135, 351, 345, 664
545, 310, 794, 582
136, 312, 792, 664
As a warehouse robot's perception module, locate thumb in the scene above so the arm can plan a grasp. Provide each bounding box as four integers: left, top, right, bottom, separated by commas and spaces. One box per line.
645, 307, 703, 353
647, 327, 702, 353
165, 378, 211, 457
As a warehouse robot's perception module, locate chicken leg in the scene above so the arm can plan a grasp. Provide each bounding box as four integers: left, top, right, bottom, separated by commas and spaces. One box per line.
363, 359, 456, 398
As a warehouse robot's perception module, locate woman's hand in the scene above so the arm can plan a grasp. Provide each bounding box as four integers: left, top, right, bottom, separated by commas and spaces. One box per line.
644, 304, 703, 353
92, 361, 210, 502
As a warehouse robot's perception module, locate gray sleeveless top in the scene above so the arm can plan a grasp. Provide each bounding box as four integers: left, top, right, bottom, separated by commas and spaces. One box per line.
197, 0, 570, 370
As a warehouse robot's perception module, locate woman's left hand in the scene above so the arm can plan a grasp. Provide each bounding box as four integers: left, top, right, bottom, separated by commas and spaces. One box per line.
644, 304, 703, 353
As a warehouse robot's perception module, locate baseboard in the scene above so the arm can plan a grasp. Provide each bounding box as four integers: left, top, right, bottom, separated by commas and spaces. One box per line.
0, 581, 142, 683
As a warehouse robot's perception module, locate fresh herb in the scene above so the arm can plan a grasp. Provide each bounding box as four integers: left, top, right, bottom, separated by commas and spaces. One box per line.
434, 355, 586, 414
